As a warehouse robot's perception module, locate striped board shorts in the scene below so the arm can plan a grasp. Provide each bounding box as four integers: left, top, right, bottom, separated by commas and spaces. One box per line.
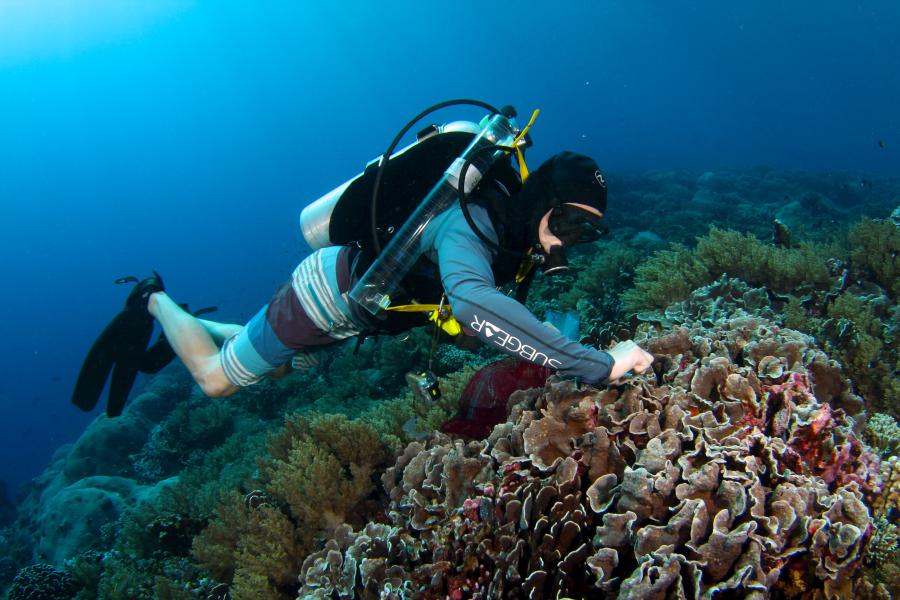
220, 246, 362, 387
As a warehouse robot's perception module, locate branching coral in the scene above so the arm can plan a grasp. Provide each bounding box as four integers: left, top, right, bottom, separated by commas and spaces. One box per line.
865, 414, 900, 458
7, 563, 78, 600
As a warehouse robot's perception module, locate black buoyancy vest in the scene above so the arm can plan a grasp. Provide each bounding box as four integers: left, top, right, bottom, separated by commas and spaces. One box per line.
348, 158, 527, 336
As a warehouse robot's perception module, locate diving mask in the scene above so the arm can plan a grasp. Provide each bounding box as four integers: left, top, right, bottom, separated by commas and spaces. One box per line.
540, 205, 608, 276
547, 204, 608, 245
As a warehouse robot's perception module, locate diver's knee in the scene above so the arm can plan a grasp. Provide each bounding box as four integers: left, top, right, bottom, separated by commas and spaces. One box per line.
197, 368, 237, 398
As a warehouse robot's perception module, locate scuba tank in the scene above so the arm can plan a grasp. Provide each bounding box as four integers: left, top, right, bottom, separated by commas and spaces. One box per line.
300, 100, 536, 318
299, 121, 483, 250
297, 100, 538, 404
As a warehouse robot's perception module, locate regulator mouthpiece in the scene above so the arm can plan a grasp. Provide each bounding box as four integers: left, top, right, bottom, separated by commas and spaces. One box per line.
541, 245, 569, 276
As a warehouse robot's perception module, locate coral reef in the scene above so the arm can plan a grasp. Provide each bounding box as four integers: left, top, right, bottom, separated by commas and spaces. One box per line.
193, 413, 394, 600
6, 563, 78, 600
848, 217, 900, 299
7, 169, 899, 598
865, 414, 900, 458
299, 306, 877, 599
623, 227, 836, 313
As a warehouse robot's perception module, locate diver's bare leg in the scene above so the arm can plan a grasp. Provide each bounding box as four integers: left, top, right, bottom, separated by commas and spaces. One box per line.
147, 292, 238, 397
197, 319, 243, 346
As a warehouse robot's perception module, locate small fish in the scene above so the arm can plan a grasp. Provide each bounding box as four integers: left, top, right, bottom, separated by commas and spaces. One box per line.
878, 139, 885, 148
402, 417, 429, 440
50, 374, 62, 383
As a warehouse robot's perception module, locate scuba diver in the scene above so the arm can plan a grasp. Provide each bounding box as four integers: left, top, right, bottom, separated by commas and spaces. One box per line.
72, 104, 653, 416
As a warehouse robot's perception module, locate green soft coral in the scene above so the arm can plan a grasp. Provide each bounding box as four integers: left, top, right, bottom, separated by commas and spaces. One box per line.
622, 244, 709, 312
694, 227, 832, 291
192, 413, 392, 599
623, 227, 835, 312
559, 241, 641, 310
193, 492, 304, 600
262, 414, 384, 531
824, 291, 898, 411
849, 217, 900, 298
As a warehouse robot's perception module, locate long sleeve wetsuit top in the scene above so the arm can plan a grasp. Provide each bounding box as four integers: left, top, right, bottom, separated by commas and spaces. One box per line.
219, 203, 615, 387
420, 204, 615, 385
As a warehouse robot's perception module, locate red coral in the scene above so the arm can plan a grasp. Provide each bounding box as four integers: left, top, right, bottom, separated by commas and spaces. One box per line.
461, 498, 481, 522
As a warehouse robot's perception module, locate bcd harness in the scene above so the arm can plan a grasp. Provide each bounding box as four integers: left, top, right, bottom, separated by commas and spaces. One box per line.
298, 100, 546, 400
381, 107, 541, 342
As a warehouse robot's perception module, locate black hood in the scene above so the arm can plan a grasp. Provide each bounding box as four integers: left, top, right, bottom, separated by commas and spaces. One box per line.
496, 151, 607, 254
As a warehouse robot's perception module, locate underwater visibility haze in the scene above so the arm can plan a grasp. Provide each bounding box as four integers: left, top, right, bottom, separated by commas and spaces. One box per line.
1, 1, 899, 598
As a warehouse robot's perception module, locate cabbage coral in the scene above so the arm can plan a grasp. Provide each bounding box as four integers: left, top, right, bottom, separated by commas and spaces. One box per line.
298, 299, 880, 599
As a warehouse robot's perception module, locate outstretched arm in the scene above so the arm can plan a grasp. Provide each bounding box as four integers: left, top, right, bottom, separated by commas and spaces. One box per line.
435, 208, 617, 385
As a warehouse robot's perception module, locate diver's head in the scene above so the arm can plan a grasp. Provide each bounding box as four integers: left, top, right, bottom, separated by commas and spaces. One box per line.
519, 151, 608, 275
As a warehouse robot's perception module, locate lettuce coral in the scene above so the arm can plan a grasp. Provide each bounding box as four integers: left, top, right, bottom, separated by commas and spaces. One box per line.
298, 303, 879, 599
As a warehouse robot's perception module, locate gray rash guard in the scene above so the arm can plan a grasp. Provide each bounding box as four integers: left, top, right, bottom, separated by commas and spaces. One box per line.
419, 204, 615, 385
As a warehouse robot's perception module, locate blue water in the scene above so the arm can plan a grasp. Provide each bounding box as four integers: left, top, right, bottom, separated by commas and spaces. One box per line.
0, 0, 898, 498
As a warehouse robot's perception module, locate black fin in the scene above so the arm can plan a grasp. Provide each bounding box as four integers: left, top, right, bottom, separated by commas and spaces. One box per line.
138, 337, 176, 374
72, 284, 157, 416
71, 311, 127, 412
193, 306, 218, 317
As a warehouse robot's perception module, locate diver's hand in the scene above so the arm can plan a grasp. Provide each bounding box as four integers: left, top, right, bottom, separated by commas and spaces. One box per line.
605, 340, 654, 384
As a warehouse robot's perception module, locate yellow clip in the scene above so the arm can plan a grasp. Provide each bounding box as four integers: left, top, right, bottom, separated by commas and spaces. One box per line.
513, 109, 540, 182
515, 247, 536, 284
386, 301, 462, 337
386, 303, 441, 313
429, 309, 462, 336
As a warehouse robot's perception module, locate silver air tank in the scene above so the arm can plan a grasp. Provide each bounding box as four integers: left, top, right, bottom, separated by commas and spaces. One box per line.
298, 121, 482, 250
